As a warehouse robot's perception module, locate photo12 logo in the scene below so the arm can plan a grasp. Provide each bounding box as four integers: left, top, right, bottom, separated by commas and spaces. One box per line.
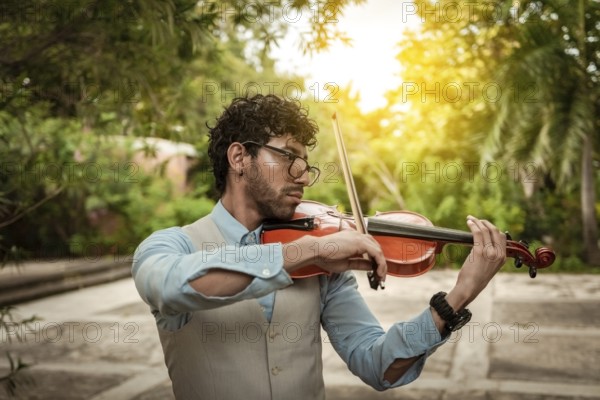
399, 81, 539, 104
198, 1, 340, 24
200, 81, 339, 104
399, 1, 571, 24
0, 1, 137, 24
446, 321, 540, 344
1, 79, 141, 105
399, 161, 541, 184
1, 161, 139, 185
1, 322, 139, 344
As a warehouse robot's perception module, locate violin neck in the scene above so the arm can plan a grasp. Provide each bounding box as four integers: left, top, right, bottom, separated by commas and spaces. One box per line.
367, 217, 474, 245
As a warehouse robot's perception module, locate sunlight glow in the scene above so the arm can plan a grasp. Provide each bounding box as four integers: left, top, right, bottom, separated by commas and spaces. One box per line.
271, 1, 419, 112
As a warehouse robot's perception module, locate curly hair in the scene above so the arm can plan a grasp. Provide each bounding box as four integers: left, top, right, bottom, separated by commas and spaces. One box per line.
207, 94, 319, 194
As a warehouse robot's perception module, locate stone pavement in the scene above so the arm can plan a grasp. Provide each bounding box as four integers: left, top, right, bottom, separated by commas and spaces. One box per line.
1, 264, 599, 400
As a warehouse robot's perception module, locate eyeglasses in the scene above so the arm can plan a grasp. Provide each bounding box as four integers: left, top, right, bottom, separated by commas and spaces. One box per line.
242, 141, 320, 186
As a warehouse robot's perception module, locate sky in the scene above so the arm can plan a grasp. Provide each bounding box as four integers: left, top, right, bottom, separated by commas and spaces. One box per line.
270, 0, 419, 112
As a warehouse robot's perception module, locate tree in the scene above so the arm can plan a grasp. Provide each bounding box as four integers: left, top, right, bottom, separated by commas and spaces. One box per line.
484, 0, 600, 265
375, 0, 526, 235
377, 0, 598, 266
0, 0, 364, 260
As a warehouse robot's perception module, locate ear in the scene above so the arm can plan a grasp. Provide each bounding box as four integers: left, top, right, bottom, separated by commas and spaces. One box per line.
227, 142, 247, 176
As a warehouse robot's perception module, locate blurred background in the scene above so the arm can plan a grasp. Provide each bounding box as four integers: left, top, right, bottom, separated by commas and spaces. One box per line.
0, 0, 599, 398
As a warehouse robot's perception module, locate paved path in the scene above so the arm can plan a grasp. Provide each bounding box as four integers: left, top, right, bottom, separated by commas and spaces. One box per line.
1, 268, 599, 399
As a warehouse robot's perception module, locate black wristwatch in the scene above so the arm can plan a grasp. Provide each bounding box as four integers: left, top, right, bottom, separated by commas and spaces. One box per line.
430, 291, 472, 332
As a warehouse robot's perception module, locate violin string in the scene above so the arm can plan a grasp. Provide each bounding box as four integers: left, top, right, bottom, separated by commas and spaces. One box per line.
367, 218, 474, 244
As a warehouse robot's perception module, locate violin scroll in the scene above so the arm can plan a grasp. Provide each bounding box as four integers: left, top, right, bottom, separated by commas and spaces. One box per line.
506, 240, 556, 279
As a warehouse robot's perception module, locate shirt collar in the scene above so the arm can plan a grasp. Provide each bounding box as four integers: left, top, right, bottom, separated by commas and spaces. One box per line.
211, 200, 262, 245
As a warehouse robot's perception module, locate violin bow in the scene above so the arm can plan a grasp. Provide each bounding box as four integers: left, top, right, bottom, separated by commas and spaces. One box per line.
331, 112, 384, 290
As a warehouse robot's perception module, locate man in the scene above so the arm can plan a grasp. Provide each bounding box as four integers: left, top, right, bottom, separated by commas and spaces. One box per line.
132, 94, 506, 399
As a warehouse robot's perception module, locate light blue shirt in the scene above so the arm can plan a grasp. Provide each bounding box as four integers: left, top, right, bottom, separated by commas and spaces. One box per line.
132, 201, 447, 390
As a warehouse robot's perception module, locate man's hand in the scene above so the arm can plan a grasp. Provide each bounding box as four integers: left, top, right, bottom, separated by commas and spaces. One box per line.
438, 216, 507, 323
283, 230, 387, 281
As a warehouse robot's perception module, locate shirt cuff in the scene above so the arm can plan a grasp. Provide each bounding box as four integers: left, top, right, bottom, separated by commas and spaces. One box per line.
183, 243, 293, 302
381, 307, 447, 388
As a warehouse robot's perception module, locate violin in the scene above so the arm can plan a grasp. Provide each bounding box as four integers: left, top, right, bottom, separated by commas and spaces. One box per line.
261, 200, 556, 283
261, 113, 555, 290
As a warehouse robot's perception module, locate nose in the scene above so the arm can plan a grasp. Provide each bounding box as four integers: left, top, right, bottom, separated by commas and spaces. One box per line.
294, 168, 310, 186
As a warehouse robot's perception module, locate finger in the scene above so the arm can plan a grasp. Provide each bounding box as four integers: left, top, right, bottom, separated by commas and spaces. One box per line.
466, 215, 483, 247
363, 235, 387, 280
372, 257, 387, 281
348, 257, 374, 272
480, 219, 507, 261
467, 215, 492, 247
480, 219, 504, 245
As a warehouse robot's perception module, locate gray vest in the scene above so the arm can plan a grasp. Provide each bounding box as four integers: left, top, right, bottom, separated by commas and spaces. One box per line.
158, 215, 325, 400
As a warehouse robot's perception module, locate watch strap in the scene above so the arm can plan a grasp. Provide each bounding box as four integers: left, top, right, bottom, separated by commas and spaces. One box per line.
430, 291, 471, 332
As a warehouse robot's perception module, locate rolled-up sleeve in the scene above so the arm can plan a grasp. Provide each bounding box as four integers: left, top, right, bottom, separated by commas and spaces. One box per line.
132, 227, 292, 319
321, 272, 446, 391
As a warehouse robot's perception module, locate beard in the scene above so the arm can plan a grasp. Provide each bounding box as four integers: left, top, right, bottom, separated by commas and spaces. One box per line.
244, 162, 302, 221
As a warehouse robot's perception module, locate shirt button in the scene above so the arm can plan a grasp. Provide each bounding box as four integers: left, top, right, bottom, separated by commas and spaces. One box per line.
269, 331, 278, 339
262, 268, 271, 277
271, 367, 281, 375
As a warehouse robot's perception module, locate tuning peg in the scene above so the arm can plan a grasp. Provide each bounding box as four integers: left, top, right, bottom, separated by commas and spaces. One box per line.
514, 258, 523, 268
519, 239, 530, 249
504, 231, 512, 241
529, 265, 537, 278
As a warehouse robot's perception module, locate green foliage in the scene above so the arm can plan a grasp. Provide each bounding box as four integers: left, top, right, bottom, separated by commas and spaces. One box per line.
0, 0, 363, 263
553, 254, 593, 273
369, 0, 600, 269
481, 0, 600, 265
68, 177, 216, 258
483, 0, 599, 185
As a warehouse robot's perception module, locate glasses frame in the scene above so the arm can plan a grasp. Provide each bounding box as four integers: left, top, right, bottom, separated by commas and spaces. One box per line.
242, 141, 320, 186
